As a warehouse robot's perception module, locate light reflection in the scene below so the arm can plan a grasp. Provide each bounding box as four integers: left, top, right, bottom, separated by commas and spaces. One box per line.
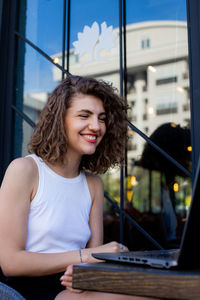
130, 176, 137, 186
53, 57, 59, 64
176, 86, 185, 93
173, 183, 179, 192
129, 130, 135, 135
147, 65, 156, 73
170, 123, 177, 128
148, 106, 154, 115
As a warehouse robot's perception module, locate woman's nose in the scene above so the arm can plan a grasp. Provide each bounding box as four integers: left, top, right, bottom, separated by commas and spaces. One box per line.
88, 116, 100, 131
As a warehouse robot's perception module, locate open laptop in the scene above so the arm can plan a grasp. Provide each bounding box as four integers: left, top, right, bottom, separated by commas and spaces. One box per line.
92, 155, 200, 270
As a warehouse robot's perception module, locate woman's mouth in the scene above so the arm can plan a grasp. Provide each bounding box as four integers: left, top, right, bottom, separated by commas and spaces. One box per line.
82, 134, 98, 143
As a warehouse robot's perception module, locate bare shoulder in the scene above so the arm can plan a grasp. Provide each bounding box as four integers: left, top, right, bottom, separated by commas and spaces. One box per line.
0, 157, 38, 205
2, 157, 37, 186
85, 173, 104, 202
7, 157, 37, 175
85, 172, 104, 189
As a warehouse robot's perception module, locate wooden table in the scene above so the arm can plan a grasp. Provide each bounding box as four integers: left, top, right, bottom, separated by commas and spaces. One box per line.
72, 262, 200, 299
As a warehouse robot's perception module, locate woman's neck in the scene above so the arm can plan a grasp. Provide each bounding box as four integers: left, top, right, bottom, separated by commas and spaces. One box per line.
46, 155, 81, 178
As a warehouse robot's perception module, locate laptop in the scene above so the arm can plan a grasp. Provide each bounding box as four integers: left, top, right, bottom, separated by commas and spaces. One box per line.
92, 155, 200, 270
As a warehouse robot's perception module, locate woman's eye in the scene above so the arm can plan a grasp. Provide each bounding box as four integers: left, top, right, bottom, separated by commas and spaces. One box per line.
80, 114, 88, 118
99, 117, 106, 122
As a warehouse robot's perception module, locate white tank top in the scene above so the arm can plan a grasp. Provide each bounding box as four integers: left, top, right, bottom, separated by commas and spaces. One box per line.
25, 154, 92, 253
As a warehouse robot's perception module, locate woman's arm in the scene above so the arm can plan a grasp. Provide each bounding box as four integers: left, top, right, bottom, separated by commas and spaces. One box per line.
83, 174, 128, 257
85, 174, 104, 248
60, 174, 127, 292
0, 160, 124, 278
0, 158, 82, 277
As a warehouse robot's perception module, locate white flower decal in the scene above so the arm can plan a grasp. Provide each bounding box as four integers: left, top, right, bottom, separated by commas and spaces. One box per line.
73, 21, 117, 63
96, 22, 117, 60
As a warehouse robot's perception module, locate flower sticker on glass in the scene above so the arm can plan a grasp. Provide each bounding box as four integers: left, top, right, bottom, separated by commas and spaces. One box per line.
73, 21, 117, 63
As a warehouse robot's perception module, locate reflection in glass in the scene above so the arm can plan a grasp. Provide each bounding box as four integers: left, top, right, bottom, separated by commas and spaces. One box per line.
23, 42, 62, 121
122, 0, 191, 249
126, 131, 192, 249
52, 0, 120, 80
126, 21, 189, 145
125, 3, 190, 206
14, 0, 192, 251
14, 114, 34, 158
25, 0, 63, 58
24, 42, 61, 95
15, 42, 62, 158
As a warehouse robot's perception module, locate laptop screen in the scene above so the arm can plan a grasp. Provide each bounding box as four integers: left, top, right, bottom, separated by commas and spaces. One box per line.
178, 154, 200, 267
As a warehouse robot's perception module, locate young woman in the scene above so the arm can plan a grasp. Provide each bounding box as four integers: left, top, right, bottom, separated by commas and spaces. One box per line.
0, 76, 158, 300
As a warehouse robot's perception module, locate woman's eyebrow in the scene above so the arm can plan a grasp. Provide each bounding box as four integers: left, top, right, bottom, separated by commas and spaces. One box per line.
77, 109, 106, 115
77, 109, 92, 114
99, 112, 107, 117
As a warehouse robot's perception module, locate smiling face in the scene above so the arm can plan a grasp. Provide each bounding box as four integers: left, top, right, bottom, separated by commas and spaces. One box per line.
64, 93, 106, 161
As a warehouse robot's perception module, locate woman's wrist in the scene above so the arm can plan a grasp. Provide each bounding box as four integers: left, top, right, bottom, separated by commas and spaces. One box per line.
79, 249, 83, 263
80, 248, 90, 263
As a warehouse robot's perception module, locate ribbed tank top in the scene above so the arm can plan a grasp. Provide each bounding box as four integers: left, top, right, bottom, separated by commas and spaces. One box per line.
25, 154, 92, 253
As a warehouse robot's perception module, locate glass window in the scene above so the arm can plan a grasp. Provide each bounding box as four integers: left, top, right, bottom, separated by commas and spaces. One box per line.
141, 38, 150, 49
13, 0, 191, 249
125, 0, 191, 248
25, 0, 63, 58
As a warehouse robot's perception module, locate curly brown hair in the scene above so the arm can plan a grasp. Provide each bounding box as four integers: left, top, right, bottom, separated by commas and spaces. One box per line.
28, 75, 128, 174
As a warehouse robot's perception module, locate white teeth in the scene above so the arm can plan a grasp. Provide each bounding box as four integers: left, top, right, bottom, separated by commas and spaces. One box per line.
85, 135, 97, 140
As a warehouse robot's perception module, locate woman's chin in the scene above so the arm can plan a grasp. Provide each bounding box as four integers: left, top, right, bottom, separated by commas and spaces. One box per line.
82, 147, 97, 156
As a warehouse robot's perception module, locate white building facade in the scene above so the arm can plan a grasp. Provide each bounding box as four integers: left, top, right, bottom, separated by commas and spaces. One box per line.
51, 20, 189, 164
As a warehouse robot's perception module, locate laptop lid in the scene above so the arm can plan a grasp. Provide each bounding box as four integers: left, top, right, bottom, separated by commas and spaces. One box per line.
178, 154, 200, 268
93, 155, 200, 269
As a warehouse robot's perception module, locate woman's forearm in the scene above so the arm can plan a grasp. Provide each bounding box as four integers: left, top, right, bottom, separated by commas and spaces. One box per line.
1, 249, 81, 277
1, 241, 124, 277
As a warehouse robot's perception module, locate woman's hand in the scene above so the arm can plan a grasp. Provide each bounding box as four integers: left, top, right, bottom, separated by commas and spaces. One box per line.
60, 264, 83, 293
92, 241, 128, 254
83, 241, 129, 263
60, 242, 128, 293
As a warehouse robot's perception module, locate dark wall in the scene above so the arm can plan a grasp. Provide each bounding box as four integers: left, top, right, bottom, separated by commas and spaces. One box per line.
0, 0, 3, 35
0, 0, 18, 182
